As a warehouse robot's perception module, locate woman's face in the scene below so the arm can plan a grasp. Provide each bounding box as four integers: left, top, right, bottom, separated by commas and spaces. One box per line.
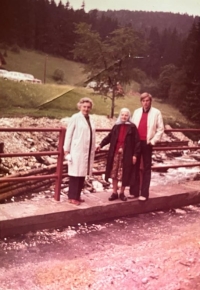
80, 102, 92, 116
120, 111, 130, 122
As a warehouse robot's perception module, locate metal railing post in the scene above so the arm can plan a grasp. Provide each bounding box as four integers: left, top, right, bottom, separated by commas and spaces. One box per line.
54, 127, 66, 201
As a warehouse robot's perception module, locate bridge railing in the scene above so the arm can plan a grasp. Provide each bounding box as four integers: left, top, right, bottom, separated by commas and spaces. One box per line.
0, 127, 200, 201
0, 127, 66, 201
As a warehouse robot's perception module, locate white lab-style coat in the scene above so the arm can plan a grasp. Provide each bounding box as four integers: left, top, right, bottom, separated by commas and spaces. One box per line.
132, 107, 164, 145
64, 112, 96, 176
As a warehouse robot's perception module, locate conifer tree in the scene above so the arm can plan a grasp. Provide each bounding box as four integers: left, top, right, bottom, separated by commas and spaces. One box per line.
180, 18, 200, 122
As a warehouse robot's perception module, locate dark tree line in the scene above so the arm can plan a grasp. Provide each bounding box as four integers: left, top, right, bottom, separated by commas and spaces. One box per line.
1, 0, 200, 123
0, 0, 194, 66
178, 19, 200, 122
142, 17, 200, 124
99, 10, 196, 35
0, 0, 118, 58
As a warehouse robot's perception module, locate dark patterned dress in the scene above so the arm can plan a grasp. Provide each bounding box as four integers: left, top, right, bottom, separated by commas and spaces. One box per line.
110, 124, 128, 181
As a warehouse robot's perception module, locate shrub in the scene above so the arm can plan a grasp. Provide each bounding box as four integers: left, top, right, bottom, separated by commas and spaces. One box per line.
10, 44, 20, 53
131, 68, 147, 83
53, 69, 64, 82
0, 43, 8, 50
3, 50, 7, 57
140, 79, 159, 97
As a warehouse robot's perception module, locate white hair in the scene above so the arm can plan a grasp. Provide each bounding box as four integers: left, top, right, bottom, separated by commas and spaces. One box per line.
115, 107, 132, 124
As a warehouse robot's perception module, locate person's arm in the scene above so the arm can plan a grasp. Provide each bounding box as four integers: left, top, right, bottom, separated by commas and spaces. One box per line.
99, 132, 112, 148
132, 126, 141, 164
63, 115, 76, 154
150, 111, 164, 145
96, 126, 114, 151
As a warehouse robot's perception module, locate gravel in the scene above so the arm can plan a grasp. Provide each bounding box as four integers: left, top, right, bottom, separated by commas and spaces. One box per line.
0, 205, 200, 290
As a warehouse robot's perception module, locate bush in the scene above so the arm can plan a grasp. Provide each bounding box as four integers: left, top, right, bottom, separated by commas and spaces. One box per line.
0, 43, 9, 50
168, 70, 187, 106
3, 50, 8, 57
10, 44, 20, 53
53, 69, 64, 82
132, 68, 147, 83
157, 64, 178, 99
140, 79, 159, 97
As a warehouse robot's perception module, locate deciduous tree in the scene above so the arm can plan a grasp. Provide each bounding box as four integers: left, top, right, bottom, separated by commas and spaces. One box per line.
73, 23, 146, 117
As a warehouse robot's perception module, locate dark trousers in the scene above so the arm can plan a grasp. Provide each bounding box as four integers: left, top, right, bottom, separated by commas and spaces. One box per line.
68, 176, 85, 200
130, 140, 152, 199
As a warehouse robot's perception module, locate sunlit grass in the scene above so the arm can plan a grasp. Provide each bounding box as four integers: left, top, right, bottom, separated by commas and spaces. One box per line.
0, 78, 193, 128
4, 49, 87, 85
0, 48, 195, 128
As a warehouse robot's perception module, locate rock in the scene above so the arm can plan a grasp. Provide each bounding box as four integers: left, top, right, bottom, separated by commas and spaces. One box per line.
142, 277, 148, 284
175, 208, 187, 214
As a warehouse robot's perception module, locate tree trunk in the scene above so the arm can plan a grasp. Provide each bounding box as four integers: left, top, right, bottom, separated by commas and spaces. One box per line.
111, 88, 115, 118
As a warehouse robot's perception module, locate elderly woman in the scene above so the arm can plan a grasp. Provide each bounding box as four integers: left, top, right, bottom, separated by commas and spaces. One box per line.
97, 108, 140, 201
64, 97, 96, 205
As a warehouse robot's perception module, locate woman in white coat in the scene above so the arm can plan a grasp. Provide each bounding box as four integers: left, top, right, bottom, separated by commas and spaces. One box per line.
64, 98, 96, 205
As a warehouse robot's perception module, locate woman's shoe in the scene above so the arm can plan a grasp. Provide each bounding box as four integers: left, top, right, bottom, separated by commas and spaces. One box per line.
79, 198, 85, 202
119, 193, 127, 201
108, 193, 118, 201
68, 199, 80, 205
138, 196, 147, 201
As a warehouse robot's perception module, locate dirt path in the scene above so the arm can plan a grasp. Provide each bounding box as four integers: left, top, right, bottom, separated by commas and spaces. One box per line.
0, 205, 200, 290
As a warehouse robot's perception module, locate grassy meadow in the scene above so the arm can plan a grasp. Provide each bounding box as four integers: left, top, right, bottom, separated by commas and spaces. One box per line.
0, 48, 193, 128
3, 49, 87, 85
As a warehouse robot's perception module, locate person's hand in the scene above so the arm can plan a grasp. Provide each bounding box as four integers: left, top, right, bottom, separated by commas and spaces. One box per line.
118, 148, 123, 153
96, 145, 101, 152
65, 153, 72, 163
132, 156, 137, 164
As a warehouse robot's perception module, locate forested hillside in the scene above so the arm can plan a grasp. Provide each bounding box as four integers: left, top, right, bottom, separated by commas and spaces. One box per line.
1, 0, 200, 124
98, 10, 195, 35
0, 0, 196, 59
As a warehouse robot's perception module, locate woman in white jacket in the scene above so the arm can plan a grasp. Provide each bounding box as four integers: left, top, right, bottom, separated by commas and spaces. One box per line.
64, 98, 96, 205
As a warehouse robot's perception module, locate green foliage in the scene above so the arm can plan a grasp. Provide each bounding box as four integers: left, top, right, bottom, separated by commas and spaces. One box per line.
0, 0, 119, 60
3, 50, 7, 57
140, 79, 159, 97
0, 78, 191, 128
168, 69, 187, 106
99, 10, 194, 35
157, 64, 178, 99
53, 69, 64, 82
10, 44, 20, 53
73, 23, 146, 80
73, 23, 146, 117
0, 0, 191, 83
131, 68, 147, 83
73, 23, 106, 75
179, 18, 200, 123
4, 49, 87, 86
181, 20, 200, 82
161, 28, 183, 67
0, 43, 9, 50
180, 83, 200, 122
145, 27, 161, 78
0, 78, 112, 118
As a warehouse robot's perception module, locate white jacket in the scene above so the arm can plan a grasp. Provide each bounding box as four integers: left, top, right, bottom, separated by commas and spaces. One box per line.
64, 112, 96, 176
132, 107, 164, 145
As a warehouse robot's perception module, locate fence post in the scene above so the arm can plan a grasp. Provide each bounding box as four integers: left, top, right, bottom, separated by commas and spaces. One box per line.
54, 127, 66, 201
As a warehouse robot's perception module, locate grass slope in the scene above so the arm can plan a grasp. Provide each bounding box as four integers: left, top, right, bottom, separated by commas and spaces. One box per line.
3, 49, 87, 85
0, 48, 194, 130
0, 78, 191, 127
